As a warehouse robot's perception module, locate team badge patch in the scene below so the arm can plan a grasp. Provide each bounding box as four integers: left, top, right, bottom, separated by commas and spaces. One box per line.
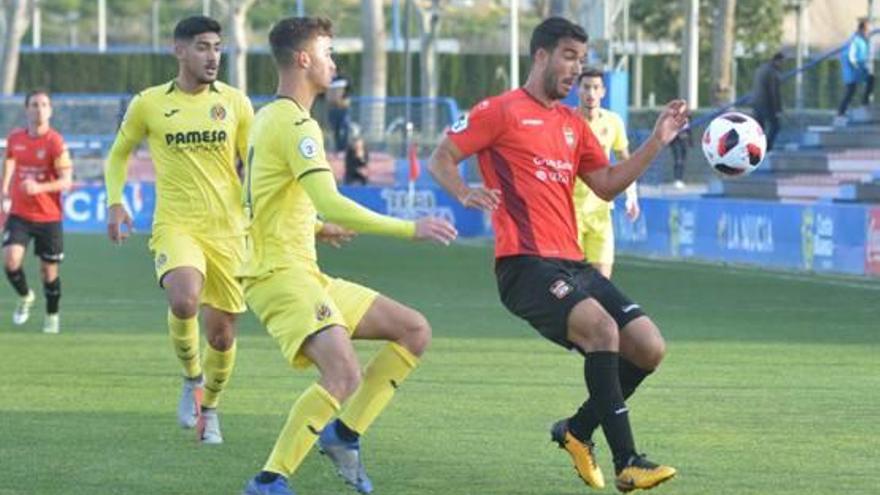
36, 148, 46, 160
299, 137, 318, 159
563, 126, 576, 148
549, 279, 573, 299
155, 253, 168, 270
209, 103, 227, 121
450, 113, 469, 133
315, 302, 333, 322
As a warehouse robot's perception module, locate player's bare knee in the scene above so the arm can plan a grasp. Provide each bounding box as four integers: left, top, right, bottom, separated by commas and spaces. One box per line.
169, 294, 199, 319
206, 325, 235, 351
642, 334, 667, 370
398, 311, 431, 357
325, 361, 362, 401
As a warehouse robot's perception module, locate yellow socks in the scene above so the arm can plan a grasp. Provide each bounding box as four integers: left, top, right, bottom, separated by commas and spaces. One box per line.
264, 383, 340, 476
339, 342, 418, 434
168, 311, 201, 379
203, 341, 237, 409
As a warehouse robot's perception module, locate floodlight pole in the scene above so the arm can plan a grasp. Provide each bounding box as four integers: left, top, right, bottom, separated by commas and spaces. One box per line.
510, 0, 519, 89
97, 0, 107, 53
32, 0, 41, 49
404, 0, 413, 156
794, 1, 808, 109
203, 0, 211, 16
681, 0, 699, 108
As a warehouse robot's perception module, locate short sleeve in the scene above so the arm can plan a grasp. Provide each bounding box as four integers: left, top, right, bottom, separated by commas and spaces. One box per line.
446, 97, 505, 157
49, 132, 67, 159
5, 133, 14, 159
577, 118, 610, 175
287, 119, 332, 180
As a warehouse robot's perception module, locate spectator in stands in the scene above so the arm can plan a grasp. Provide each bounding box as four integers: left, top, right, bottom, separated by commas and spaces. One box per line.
327, 72, 352, 151
837, 18, 874, 125
751, 51, 784, 151
344, 135, 370, 186
670, 128, 691, 189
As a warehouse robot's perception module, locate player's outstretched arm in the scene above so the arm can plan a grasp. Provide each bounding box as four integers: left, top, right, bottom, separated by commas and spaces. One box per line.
428, 138, 500, 212
300, 170, 457, 245
583, 99, 688, 201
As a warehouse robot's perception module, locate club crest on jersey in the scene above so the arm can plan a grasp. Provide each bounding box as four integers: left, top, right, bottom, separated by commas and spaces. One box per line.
210, 103, 227, 121
155, 253, 168, 270
36, 148, 46, 160
563, 126, 576, 148
450, 113, 469, 133
315, 302, 333, 322
299, 137, 318, 159
549, 279, 573, 299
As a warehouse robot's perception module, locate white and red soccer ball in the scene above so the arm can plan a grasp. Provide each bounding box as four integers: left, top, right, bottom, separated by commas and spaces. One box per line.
701, 112, 767, 177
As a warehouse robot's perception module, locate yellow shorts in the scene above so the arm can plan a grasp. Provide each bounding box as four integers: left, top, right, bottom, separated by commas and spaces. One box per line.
243, 262, 379, 369
149, 227, 246, 314
578, 208, 615, 266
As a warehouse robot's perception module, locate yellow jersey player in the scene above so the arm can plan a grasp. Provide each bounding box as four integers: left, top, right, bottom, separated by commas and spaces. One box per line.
104, 16, 254, 444
574, 68, 640, 278
240, 17, 457, 495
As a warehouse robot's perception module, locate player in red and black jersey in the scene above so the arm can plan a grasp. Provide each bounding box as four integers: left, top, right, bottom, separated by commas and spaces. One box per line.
1, 90, 72, 334
429, 17, 687, 493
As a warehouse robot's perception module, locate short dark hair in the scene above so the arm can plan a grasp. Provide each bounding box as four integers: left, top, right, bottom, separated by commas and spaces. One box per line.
529, 17, 588, 58
858, 18, 870, 31
577, 67, 604, 85
269, 16, 334, 67
771, 51, 785, 62
173, 15, 222, 41
25, 89, 49, 106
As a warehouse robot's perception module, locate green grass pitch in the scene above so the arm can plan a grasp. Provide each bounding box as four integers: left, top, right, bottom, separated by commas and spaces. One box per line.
0, 234, 877, 494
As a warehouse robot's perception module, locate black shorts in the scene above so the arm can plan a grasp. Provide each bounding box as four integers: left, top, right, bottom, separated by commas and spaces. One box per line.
495, 255, 645, 350
1, 214, 64, 263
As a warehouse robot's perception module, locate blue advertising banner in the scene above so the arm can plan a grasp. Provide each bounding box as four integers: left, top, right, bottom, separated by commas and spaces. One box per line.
63, 182, 155, 233
612, 197, 871, 276
62, 182, 489, 238
59, 182, 873, 276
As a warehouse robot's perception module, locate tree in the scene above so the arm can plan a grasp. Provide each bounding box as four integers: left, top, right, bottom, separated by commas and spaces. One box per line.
632, 0, 784, 106
361, 0, 386, 141
711, 0, 736, 105
217, 0, 255, 92
0, 0, 31, 94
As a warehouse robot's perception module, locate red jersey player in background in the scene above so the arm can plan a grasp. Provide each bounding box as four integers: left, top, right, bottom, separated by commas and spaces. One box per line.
1, 90, 72, 334
429, 17, 687, 493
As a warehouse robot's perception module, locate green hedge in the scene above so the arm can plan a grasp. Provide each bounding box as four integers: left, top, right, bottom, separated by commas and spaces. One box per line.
15, 51, 529, 108
14, 52, 856, 110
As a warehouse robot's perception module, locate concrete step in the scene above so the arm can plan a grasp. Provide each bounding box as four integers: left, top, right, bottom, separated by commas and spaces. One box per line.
764, 150, 829, 173
802, 128, 880, 148
707, 177, 778, 199
839, 181, 880, 202
849, 106, 880, 124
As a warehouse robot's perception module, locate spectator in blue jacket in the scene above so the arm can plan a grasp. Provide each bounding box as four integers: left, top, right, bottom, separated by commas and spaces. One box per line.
838, 19, 874, 121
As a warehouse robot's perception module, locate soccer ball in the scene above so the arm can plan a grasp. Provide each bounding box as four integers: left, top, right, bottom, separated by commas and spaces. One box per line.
701, 112, 767, 177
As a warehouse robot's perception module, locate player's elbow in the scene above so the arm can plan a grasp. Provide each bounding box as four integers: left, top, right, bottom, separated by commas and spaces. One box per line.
592, 184, 615, 202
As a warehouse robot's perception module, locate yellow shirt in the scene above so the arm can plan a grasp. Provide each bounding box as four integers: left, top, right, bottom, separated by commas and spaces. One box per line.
241, 98, 327, 275
241, 98, 414, 278
573, 109, 628, 214
105, 80, 254, 236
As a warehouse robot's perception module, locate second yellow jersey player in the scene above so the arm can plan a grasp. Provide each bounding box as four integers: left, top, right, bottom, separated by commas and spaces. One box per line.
240, 17, 457, 495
